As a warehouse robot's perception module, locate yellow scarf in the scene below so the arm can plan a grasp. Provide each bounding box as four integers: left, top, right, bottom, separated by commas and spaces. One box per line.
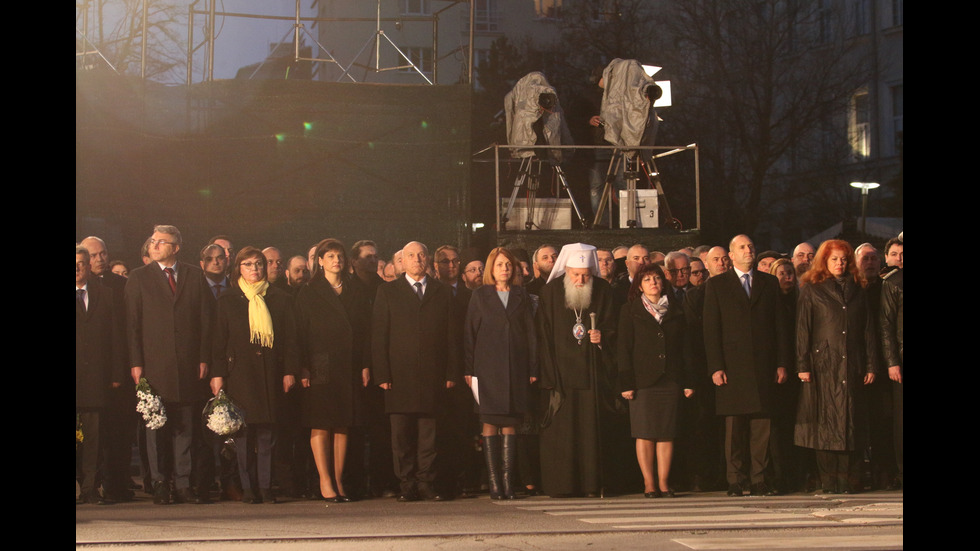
238, 277, 274, 348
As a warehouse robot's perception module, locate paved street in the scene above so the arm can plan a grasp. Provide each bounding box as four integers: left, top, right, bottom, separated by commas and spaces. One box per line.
76, 490, 902, 550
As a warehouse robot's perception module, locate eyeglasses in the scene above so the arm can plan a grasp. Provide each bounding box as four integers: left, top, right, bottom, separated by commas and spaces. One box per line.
437, 258, 460, 265
240, 261, 265, 270
204, 254, 226, 262
690, 269, 706, 277
465, 266, 484, 274
149, 239, 176, 247
667, 267, 691, 275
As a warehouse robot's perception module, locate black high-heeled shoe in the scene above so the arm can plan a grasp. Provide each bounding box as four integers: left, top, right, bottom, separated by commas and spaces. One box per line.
643, 489, 663, 498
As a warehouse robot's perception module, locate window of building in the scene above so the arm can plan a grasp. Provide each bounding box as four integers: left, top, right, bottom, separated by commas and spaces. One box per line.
398, 47, 433, 74
534, 0, 563, 19
817, 0, 834, 44
891, 84, 903, 156
591, 0, 620, 22
848, 89, 871, 161
401, 0, 431, 15
474, 0, 500, 32
851, 0, 870, 36
474, 48, 491, 69
891, 0, 903, 26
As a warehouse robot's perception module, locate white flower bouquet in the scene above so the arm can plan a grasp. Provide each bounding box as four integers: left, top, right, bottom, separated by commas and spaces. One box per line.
136, 377, 167, 430
203, 390, 246, 436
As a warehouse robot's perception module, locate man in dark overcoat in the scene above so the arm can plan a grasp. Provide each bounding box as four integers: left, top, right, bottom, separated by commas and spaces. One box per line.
881, 266, 903, 489
349, 240, 395, 498
433, 244, 480, 498
678, 246, 729, 492
125, 224, 213, 505
76, 245, 126, 504
372, 241, 459, 502
79, 236, 134, 502
198, 242, 240, 501
702, 234, 789, 497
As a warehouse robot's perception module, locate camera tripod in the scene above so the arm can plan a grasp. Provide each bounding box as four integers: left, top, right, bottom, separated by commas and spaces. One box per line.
592, 149, 679, 229
501, 156, 588, 230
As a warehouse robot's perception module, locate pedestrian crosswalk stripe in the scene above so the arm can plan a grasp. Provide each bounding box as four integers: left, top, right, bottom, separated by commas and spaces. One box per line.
493, 493, 903, 531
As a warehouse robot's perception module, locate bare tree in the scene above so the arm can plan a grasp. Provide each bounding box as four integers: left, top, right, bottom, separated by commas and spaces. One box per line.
76, 0, 186, 83
557, 0, 659, 64
656, 0, 873, 240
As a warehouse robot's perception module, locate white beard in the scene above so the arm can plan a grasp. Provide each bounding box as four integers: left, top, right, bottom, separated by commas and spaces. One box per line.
563, 275, 593, 311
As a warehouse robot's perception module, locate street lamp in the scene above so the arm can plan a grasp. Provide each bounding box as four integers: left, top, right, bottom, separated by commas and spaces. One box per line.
850, 182, 879, 234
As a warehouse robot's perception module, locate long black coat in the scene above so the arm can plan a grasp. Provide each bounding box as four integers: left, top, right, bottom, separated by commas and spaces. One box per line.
880, 269, 903, 370
77, 281, 126, 409
211, 284, 300, 425
125, 262, 213, 403
372, 276, 458, 414
463, 285, 539, 416
616, 295, 691, 392
702, 269, 789, 416
295, 275, 372, 427
794, 277, 877, 451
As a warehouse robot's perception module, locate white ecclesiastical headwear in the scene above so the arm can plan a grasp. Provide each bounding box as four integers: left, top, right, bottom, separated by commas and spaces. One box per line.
547, 243, 600, 283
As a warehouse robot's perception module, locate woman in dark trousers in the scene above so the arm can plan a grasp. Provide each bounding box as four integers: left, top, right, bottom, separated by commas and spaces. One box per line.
295, 238, 372, 502
617, 263, 693, 498
463, 247, 538, 499
211, 246, 299, 504
794, 240, 877, 494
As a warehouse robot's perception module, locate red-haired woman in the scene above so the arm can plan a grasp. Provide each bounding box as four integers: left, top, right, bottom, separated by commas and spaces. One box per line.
794, 239, 877, 494
463, 247, 538, 499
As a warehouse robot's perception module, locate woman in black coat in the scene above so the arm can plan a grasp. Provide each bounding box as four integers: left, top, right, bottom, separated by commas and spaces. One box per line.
463, 247, 538, 499
795, 239, 877, 494
295, 238, 371, 502
616, 264, 693, 498
211, 246, 299, 504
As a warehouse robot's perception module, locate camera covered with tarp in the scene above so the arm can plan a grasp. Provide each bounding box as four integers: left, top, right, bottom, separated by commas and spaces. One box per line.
599, 58, 662, 159
504, 71, 573, 162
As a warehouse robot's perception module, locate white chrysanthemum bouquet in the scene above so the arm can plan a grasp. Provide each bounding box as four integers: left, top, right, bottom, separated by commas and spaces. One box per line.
203, 390, 245, 436
136, 377, 167, 430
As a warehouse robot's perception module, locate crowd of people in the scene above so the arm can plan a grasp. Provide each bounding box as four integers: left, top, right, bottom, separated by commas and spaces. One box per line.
76, 226, 903, 505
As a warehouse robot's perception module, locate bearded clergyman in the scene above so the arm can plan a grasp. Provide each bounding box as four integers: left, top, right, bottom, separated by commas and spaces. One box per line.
536, 243, 617, 497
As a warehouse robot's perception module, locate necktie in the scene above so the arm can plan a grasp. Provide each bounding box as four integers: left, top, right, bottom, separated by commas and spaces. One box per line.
213, 282, 223, 299
76, 288, 86, 312
742, 273, 751, 297
415, 282, 424, 301
165, 267, 177, 295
